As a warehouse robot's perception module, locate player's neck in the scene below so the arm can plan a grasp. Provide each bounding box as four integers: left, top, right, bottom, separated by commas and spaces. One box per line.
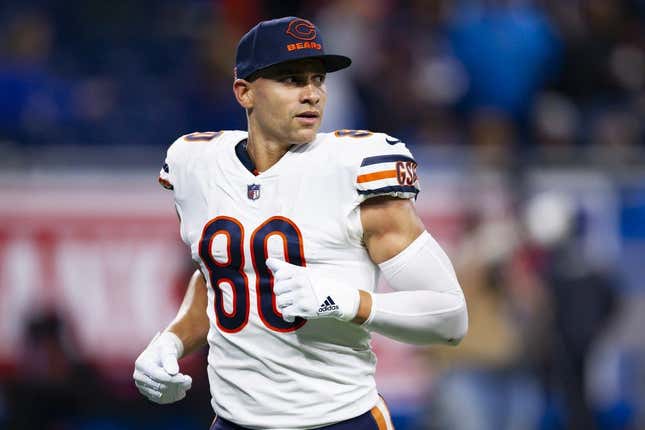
245, 134, 291, 173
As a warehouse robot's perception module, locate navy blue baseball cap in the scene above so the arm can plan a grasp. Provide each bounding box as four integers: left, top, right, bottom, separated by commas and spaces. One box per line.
234, 17, 352, 80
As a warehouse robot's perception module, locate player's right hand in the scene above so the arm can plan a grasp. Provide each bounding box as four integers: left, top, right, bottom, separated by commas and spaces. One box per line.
133, 331, 192, 404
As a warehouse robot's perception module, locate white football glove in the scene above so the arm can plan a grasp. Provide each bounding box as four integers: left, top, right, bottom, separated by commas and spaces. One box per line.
133, 331, 192, 404
266, 258, 360, 323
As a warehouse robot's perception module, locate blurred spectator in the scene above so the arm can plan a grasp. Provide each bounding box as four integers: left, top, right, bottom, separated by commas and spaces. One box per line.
548, 0, 641, 104
0, 8, 71, 144
469, 107, 516, 167
525, 192, 620, 429
0, 0, 643, 159
425, 212, 544, 430
588, 109, 643, 166
315, 0, 375, 131
447, 0, 561, 119
530, 91, 580, 164
5, 309, 103, 429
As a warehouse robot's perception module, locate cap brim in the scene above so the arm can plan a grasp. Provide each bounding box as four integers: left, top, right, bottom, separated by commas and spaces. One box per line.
243, 54, 352, 80
315, 54, 352, 73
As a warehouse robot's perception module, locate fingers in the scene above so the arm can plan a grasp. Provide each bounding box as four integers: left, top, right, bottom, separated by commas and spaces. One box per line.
275, 292, 294, 310
134, 369, 165, 402
266, 257, 287, 273
282, 312, 295, 323
157, 388, 188, 404
139, 383, 189, 405
134, 335, 191, 405
266, 258, 296, 280
280, 305, 297, 323
133, 369, 167, 392
136, 361, 176, 384
273, 278, 298, 296
272, 276, 298, 322
179, 374, 193, 390
158, 393, 186, 405
134, 365, 192, 404
136, 359, 191, 386
139, 386, 164, 402
161, 349, 180, 375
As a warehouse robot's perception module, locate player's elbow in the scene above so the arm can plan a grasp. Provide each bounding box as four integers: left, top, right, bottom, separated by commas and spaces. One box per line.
437, 296, 468, 346
403, 295, 468, 346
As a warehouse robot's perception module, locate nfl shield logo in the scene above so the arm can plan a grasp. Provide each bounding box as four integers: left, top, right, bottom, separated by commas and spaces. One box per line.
247, 184, 261, 200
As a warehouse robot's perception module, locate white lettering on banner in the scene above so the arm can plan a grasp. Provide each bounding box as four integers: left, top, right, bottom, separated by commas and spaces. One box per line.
0, 231, 186, 362
0, 173, 188, 366
0, 240, 41, 358
56, 238, 185, 358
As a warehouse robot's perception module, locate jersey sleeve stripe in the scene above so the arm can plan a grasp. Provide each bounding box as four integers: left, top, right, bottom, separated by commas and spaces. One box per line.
357, 185, 419, 196
356, 170, 397, 183
158, 176, 174, 190
360, 154, 415, 167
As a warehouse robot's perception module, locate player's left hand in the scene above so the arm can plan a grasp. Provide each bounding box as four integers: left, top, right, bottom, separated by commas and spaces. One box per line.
266, 258, 360, 323
133, 332, 192, 404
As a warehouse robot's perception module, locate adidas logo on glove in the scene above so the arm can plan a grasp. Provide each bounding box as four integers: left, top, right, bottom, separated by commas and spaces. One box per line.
318, 296, 339, 313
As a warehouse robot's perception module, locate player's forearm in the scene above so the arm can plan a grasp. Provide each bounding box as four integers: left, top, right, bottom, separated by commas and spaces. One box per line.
360, 289, 467, 345
356, 230, 468, 344
166, 269, 210, 357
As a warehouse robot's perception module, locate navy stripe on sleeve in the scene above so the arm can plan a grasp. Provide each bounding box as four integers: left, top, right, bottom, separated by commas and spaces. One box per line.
360, 154, 416, 167
357, 185, 419, 196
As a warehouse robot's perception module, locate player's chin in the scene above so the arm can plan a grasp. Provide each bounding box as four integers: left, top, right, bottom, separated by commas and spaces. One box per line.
291, 126, 319, 144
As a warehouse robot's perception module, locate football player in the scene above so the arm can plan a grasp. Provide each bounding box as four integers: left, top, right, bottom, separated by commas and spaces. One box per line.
134, 16, 467, 430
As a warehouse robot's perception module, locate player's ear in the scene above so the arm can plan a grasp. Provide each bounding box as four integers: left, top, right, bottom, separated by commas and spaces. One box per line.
233, 79, 254, 109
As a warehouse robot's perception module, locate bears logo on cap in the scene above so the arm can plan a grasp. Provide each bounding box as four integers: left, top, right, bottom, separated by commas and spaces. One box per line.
285, 18, 317, 41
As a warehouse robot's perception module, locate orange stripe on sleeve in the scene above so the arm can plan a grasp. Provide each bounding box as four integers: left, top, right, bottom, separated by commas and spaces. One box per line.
158, 176, 174, 190
356, 170, 397, 183
370, 407, 388, 430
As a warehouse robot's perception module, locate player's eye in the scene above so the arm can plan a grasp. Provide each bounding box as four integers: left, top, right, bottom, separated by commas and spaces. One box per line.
280, 75, 298, 84
279, 74, 324, 86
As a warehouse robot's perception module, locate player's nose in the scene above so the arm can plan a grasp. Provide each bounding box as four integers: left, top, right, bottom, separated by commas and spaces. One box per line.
300, 81, 321, 105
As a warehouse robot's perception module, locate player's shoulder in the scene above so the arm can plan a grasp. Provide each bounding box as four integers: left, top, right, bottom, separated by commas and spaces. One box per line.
167, 130, 246, 159
316, 130, 419, 202
160, 130, 246, 191
316, 129, 416, 166
318, 129, 411, 152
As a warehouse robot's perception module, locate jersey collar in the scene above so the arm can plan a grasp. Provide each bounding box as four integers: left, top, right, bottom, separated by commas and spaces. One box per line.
235, 138, 260, 176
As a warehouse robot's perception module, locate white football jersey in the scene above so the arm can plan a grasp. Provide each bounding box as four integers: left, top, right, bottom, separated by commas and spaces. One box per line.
159, 130, 419, 429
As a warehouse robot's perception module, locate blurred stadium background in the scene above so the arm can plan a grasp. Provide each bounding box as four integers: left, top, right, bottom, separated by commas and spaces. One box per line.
1, 0, 644, 429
